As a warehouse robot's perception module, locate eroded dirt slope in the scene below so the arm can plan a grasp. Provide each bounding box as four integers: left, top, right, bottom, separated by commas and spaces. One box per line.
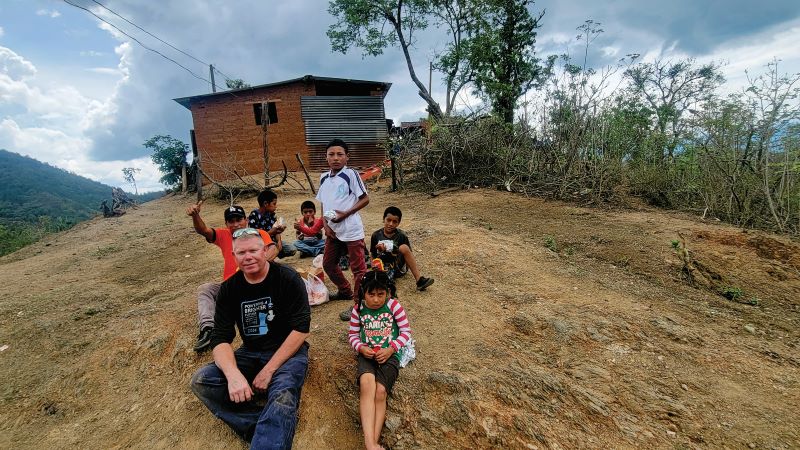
1, 185, 798, 449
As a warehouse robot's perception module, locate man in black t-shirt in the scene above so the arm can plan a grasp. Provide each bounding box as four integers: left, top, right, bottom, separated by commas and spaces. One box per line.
190, 228, 310, 449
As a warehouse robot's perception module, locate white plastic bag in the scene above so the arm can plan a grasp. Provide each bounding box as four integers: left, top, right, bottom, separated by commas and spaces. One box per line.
312, 254, 323, 269
305, 273, 329, 306
397, 338, 416, 367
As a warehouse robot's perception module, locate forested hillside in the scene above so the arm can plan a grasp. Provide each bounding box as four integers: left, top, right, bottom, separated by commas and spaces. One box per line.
0, 149, 163, 255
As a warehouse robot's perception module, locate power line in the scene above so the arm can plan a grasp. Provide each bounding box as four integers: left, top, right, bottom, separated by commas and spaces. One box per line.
89, 0, 211, 69
89, 0, 241, 85
213, 67, 237, 83
62, 0, 234, 94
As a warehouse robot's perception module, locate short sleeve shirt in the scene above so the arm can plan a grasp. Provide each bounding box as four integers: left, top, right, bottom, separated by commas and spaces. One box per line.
316, 166, 367, 242
211, 228, 274, 281
248, 209, 276, 232
370, 228, 411, 276
209, 263, 311, 351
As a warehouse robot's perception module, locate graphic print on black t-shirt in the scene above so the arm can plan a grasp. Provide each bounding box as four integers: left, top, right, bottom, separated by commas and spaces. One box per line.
241, 296, 275, 336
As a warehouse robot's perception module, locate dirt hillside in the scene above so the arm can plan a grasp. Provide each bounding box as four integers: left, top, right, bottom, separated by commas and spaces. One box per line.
1, 184, 798, 449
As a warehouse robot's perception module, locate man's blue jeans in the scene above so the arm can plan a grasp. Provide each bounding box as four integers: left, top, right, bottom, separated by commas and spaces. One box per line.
190, 344, 309, 449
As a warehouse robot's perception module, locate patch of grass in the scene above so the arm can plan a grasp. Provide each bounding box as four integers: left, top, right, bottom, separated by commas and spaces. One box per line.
543, 235, 558, 252
92, 244, 121, 258
720, 286, 743, 301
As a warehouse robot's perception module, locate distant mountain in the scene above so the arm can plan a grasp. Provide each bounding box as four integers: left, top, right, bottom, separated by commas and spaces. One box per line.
0, 149, 164, 255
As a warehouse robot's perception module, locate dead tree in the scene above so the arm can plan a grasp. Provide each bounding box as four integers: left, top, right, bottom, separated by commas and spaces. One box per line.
199, 147, 289, 205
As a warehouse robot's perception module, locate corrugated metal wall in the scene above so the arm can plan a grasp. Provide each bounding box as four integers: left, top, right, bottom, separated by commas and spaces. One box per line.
301, 96, 388, 170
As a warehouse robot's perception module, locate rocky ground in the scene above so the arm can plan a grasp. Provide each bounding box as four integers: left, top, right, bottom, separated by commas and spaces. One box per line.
1, 184, 798, 449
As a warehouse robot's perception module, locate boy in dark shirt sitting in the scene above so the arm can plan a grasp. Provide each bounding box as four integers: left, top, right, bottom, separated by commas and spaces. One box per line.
370, 206, 434, 291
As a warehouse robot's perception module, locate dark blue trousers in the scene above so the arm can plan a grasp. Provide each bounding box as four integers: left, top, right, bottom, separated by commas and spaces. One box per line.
190, 345, 308, 449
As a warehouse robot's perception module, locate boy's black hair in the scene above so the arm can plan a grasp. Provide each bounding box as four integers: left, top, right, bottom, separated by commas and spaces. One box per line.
300, 200, 316, 212
358, 270, 397, 304
383, 206, 402, 221
257, 189, 277, 207
326, 138, 349, 154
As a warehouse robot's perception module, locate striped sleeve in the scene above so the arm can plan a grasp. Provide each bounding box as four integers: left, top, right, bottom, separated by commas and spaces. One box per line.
388, 298, 412, 351
347, 305, 364, 352
349, 167, 367, 197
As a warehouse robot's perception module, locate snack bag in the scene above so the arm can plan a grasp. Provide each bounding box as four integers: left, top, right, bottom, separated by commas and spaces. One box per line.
305, 273, 329, 306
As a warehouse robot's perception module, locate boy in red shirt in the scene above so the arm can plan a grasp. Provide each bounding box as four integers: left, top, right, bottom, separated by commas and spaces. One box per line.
292, 200, 325, 257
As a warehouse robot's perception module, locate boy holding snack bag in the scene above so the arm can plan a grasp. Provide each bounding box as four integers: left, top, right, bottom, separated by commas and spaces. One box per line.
370, 206, 434, 291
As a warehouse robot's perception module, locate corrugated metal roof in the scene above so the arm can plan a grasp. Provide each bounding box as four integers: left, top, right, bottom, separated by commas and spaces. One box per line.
172, 75, 392, 109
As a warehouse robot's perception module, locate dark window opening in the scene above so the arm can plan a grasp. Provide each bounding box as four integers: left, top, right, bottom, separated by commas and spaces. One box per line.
253, 102, 278, 125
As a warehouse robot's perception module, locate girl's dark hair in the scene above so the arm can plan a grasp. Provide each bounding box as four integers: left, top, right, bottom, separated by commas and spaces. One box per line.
358, 270, 397, 303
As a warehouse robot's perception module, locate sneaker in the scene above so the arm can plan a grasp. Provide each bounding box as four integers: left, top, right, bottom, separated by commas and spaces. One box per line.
339, 308, 354, 321
416, 276, 434, 291
193, 327, 213, 352
329, 290, 353, 301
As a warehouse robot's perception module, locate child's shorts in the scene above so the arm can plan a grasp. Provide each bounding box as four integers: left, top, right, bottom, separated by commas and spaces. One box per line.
356, 355, 400, 393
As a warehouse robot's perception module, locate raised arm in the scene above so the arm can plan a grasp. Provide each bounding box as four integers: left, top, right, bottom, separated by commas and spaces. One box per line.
186, 200, 214, 241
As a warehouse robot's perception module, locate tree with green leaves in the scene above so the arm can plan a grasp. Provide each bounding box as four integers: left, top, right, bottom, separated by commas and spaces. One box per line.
430, 0, 480, 115
225, 78, 250, 89
624, 58, 725, 160
328, 0, 444, 119
469, 0, 552, 124
121, 167, 140, 195
145, 135, 188, 188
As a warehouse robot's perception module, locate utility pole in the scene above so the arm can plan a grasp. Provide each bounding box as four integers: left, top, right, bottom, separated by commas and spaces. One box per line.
209, 64, 216, 93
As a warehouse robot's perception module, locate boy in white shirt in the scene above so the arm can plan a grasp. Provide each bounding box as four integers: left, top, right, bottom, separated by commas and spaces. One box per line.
316, 139, 370, 305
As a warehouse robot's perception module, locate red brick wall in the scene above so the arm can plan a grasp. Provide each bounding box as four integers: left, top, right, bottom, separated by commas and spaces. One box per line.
190, 81, 316, 184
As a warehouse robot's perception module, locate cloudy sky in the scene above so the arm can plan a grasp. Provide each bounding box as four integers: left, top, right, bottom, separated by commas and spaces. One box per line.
1, 0, 799, 192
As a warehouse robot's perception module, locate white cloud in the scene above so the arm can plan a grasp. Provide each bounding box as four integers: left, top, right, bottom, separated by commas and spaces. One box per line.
0, 118, 163, 192
0, 47, 37, 79
601, 46, 619, 57
0, 44, 164, 191
86, 67, 123, 75
0, 26, 5, 38
36, 9, 61, 18
80, 50, 105, 57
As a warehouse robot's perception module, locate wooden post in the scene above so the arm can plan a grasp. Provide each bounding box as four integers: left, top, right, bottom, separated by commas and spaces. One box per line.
181, 164, 187, 193
295, 153, 316, 194
262, 102, 270, 187
195, 153, 203, 201
390, 158, 397, 191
